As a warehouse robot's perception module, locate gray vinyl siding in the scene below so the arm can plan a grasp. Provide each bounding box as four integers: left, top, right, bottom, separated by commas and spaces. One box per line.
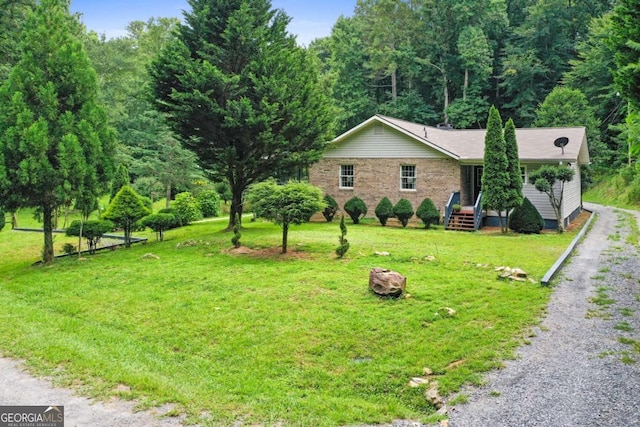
562, 163, 581, 218
522, 163, 579, 221
324, 124, 447, 159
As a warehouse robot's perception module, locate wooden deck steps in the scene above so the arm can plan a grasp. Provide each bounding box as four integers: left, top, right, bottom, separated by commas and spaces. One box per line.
446, 210, 476, 231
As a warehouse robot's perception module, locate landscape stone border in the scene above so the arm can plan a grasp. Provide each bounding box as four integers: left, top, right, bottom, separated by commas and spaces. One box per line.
540, 208, 595, 286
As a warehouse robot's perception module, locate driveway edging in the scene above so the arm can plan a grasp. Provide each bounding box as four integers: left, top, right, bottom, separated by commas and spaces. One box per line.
540, 208, 595, 286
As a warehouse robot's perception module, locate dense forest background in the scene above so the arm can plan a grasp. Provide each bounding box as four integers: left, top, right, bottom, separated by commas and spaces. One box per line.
1, 0, 638, 197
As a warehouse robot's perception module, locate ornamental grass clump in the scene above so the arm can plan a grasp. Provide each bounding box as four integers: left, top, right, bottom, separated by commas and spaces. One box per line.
344, 196, 367, 224
374, 197, 394, 226
392, 198, 414, 227
416, 198, 440, 229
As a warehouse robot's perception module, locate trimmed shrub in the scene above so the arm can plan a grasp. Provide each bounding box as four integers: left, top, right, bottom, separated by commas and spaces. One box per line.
335, 215, 350, 258
392, 198, 414, 228
158, 208, 183, 228
374, 197, 394, 226
66, 219, 114, 254
173, 192, 202, 225
508, 197, 544, 234
140, 213, 177, 241
322, 195, 339, 222
198, 189, 221, 218
416, 198, 440, 229
102, 186, 150, 248
343, 196, 367, 224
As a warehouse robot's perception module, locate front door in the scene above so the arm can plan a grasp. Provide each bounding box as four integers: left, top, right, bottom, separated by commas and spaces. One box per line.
473, 166, 483, 204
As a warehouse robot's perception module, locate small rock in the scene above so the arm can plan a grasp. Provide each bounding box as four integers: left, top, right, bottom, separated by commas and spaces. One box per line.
409, 377, 430, 387
423, 367, 434, 376
437, 307, 456, 317
425, 255, 436, 262
141, 253, 160, 260
439, 420, 449, 427
374, 251, 390, 256
425, 382, 444, 408
436, 405, 448, 416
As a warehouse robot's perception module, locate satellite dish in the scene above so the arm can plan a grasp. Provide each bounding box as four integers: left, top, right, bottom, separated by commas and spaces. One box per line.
554, 137, 569, 154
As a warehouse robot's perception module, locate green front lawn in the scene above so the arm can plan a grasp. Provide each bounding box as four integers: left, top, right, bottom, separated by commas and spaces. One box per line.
0, 219, 577, 426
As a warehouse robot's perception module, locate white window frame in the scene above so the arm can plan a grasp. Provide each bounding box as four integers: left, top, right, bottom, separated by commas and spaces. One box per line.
520, 166, 527, 184
400, 165, 417, 191
340, 164, 354, 189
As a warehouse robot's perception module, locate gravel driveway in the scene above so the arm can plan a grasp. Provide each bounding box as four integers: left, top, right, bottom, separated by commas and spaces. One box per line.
1, 204, 638, 427
448, 203, 640, 426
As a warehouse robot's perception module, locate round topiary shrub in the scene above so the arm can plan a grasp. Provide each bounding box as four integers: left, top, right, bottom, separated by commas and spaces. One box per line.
173, 192, 202, 225
416, 198, 440, 229
344, 196, 367, 224
375, 197, 394, 226
508, 197, 544, 234
158, 207, 183, 228
66, 219, 114, 254
140, 213, 178, 241
197, 189, 221, 218
393, 198, 414, 228
322, 194, 339, 222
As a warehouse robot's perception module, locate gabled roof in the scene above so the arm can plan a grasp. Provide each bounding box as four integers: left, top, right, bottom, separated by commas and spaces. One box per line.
331, 115, 590, 164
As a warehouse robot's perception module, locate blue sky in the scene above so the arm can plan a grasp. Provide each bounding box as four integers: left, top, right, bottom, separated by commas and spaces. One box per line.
70, 0, 356, 46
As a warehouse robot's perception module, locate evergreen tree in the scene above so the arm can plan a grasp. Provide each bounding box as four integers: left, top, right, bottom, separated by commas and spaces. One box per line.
416, 198, 440, 229
528, 165, 575, 232
247, 180, 324, 254
110, 164, 130, 201
102, 186, 150, 247
481, 106, 510, 233
0, 0, 116, 263
504, 118, 523, 211
374, 197, 394, 226
150, 0, 334, 230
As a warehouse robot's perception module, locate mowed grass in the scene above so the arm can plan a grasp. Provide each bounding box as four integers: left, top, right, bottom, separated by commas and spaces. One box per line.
0, 218, 578, 426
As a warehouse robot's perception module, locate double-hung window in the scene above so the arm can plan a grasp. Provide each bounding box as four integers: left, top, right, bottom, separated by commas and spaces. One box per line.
340, 165, 354, 189
401, 165, 416, 190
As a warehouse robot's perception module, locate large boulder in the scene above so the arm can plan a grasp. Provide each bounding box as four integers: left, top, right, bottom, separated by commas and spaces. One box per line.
369, 267, 406, 297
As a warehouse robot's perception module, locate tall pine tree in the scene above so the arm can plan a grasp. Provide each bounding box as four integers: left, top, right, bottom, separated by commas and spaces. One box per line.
149, 0, 334, 229
0, 0, 116, 263
481, 106, 510, 233
504, 118, 523, 212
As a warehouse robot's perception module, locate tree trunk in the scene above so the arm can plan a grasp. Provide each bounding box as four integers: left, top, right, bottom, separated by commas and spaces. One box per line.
443, 71, 449, 124
165, 182, 172, 209
42, 204, 55, 263
228, 189, 244, 231
124, 224, 132, 248
463, 68, 469, 101
282, 221, 289, 254
391, 67, 397, 101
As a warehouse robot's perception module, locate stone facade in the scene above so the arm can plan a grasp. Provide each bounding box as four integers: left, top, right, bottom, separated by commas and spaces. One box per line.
309, 157, 461, 219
